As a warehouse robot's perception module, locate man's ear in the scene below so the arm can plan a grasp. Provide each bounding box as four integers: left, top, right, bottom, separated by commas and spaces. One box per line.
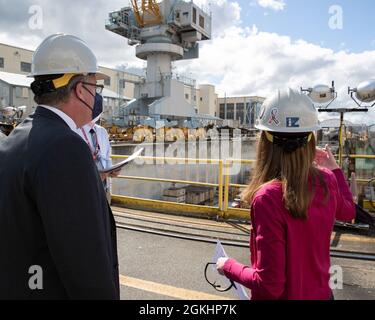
74, 82, 85, 100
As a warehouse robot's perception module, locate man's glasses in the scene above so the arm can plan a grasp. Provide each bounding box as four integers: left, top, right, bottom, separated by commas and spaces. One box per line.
81, 82, 104, 94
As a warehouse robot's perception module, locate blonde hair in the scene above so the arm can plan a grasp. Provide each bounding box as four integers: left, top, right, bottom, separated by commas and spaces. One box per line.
241, 131, 329, 219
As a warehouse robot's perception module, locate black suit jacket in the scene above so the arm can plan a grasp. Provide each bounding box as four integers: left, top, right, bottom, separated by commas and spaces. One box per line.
0, 107, 119, 299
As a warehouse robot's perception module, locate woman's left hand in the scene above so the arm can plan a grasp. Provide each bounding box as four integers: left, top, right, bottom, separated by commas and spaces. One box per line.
216, 257, 229, 275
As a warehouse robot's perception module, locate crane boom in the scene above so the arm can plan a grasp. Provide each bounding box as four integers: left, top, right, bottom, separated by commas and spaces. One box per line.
131, 0, 162, 27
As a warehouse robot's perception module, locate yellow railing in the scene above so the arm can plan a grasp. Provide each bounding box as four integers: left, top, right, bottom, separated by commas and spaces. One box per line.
111, 155, 232, 218
110, 154, 374, 220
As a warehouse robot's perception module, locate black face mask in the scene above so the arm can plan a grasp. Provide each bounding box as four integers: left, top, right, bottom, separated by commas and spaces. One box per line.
92, 93, 103, 120
79, 85, 103, 120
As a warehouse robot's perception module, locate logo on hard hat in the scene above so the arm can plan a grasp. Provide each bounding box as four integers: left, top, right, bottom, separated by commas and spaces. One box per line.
268, 108, 280, 126
286, 117, 300, 128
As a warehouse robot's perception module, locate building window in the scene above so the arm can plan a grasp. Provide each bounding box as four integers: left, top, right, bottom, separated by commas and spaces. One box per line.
226, 103, 234, 120
199, 15, 204, 28
22, 87, 29, 98
15, 87, 22, 98
226, 103, 234, 112
193, 7, 197, 24
185, 93, 189, 100
119, 79, 126, 89
20, 62, 31, 73
104, 77, 111, 86
219, 104, 225, 119
236, 103, 244, 111
0, 57, 4, 68
200, 97, 203, 102
194, 95, 196, 101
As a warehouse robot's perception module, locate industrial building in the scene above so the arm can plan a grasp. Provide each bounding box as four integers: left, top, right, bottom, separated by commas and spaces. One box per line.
218, 96, 265, 128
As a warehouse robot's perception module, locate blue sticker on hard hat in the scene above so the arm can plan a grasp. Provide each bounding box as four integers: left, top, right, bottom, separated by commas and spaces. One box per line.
286, 117, 300, 128
268, 108, 280, 126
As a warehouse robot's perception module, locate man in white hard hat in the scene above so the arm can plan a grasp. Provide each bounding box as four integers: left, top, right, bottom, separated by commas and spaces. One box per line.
0, 34, 119, 299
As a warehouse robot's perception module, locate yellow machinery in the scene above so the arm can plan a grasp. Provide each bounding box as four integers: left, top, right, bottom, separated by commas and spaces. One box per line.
103, 123, 135, 142
131, 0, 162, 27
104, 123, 211, 143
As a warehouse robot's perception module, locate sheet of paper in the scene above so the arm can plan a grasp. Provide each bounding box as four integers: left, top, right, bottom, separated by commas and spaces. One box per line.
99, 147, 144, 174
212, 240, 250, 300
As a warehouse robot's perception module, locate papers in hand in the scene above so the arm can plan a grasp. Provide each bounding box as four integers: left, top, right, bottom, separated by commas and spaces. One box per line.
213, 240, 250, 300
99, 148, 144, 174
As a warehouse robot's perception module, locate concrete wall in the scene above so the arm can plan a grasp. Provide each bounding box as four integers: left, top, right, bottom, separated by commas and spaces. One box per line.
197, 84, 218, 117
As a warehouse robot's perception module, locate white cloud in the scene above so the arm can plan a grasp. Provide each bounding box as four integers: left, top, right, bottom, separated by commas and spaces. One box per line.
257, 0, 286, 11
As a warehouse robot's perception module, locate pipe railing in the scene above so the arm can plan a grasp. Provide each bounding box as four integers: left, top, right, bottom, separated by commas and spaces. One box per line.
110, 154, 374, 220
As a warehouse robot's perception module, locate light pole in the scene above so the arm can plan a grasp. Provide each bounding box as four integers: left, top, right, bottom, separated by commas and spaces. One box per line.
301, 81, 375, 168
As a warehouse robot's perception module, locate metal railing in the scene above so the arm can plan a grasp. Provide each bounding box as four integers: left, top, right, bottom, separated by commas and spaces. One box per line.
110, 154, 374, 220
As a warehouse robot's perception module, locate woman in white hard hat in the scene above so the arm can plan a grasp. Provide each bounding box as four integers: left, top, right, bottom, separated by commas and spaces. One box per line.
216, 88, 355, 300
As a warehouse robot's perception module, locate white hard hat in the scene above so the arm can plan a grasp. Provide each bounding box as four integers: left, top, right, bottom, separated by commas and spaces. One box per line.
29, 34, 108, 81
255, 88, 320, 133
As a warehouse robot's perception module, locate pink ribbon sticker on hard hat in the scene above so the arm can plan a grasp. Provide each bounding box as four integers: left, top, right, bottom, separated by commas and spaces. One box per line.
268, 108, 280, 126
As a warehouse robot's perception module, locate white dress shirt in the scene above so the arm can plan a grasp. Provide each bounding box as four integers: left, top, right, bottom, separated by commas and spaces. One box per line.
77, 123, 112, 170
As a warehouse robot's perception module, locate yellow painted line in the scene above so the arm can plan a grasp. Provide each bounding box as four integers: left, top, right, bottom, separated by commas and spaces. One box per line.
331, 234, 375, 243
119, 275, 234, 300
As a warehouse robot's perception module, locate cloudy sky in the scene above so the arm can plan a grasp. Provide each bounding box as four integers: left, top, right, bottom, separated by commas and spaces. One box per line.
0, 0, 374, 123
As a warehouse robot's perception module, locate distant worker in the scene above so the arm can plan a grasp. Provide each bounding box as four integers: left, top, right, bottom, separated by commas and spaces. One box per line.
78, 109, 120, 203
216, 89, 355, 300
0, 34, 119, 299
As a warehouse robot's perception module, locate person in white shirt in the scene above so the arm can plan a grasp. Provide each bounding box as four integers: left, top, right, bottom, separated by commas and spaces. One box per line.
78, 113, 120, 202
